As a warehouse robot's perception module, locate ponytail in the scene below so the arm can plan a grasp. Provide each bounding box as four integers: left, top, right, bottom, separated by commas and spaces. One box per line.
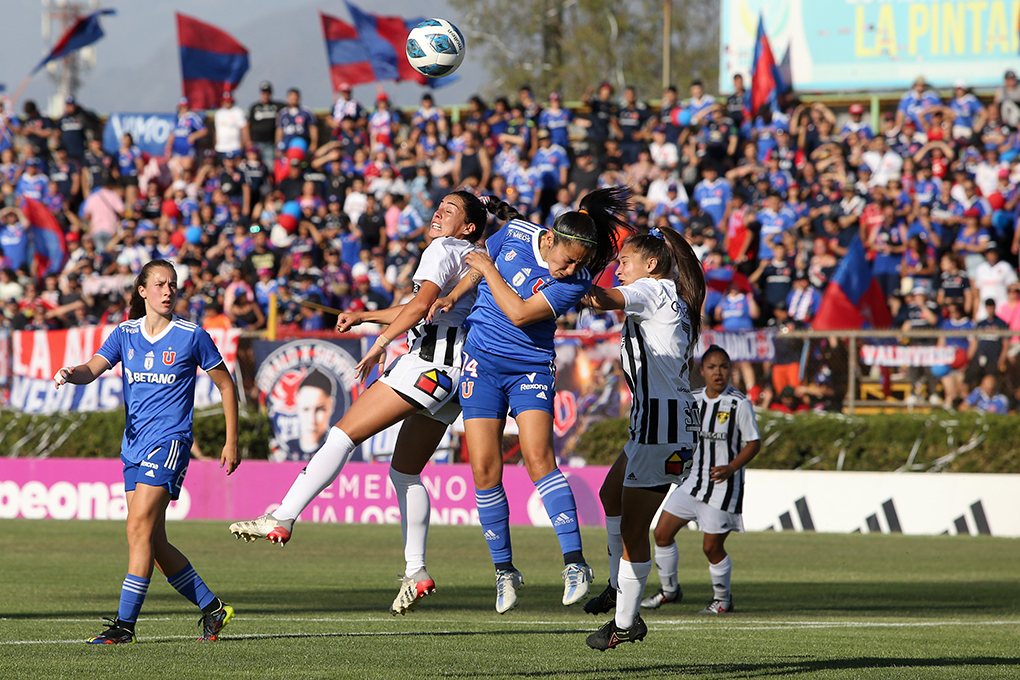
552, 186, 632, 276
129, 259, 177, 320
624, 226, 706, 341
482, 196, 524, 223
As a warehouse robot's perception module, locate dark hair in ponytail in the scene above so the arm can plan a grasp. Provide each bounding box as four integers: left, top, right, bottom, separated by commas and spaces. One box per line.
129, 259, 178, 320
448, 191, 488, 243
482, 196, 524, 223
552, 186, 632, 276
624, 226, 707, 340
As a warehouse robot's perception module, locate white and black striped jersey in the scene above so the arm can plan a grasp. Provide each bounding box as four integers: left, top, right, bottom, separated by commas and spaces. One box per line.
679, 385, 760, 513
406, 236, 479, 367
619, 277, 699, 447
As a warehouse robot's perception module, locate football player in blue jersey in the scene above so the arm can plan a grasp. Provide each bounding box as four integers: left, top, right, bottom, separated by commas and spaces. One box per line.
54, 259, 240, 644
433, 187, 630, 613
579, 227, 706, 650
229, 192, 488, 616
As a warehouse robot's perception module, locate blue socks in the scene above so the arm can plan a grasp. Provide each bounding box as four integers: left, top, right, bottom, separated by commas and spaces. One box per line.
167, 563, 217, 610
117, 574, 149, 624
535, 470, 584, 562
476, 484, 513, 567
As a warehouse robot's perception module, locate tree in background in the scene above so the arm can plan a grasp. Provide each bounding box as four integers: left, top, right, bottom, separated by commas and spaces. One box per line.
451, 0, 720, 100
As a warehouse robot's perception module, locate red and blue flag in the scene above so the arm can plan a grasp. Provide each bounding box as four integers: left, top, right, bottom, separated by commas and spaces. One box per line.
22, 198, 67, 276
750, 14, 787, 115
343, 1, 428, 84
812, 236, 892, 330
33, 9, 115, 74
176, 13, 249, 110
320, 12, 376, 91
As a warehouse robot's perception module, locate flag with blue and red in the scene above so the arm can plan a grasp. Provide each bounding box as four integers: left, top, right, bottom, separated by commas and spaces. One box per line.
22, 198, 67, 276
811, 236, 892, 330
176, 13, 249, 110
343, 1, 428, 84
320, 12, 376, 91
750, 14, 787, 116
33, 9, 115, 74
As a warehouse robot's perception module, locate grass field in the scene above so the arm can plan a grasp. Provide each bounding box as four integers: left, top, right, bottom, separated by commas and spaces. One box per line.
0, 521, 1018, 680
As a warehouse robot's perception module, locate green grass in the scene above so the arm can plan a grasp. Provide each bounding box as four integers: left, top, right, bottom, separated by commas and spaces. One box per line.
0, 522, 1018, 679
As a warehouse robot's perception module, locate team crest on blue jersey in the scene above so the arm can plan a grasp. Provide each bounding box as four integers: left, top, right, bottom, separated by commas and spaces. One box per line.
144, 351, 154, 370
504, 251, 516, 262
163, 351, 176, 366
127, 348, 134, 361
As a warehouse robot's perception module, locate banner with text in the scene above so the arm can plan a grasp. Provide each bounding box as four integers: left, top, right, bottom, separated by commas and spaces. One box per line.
7, 325, 240, 413
721, 0, 1020, 92
102, 112, 178, 157
2, 460, 1017, 537
860, 344, 957, 367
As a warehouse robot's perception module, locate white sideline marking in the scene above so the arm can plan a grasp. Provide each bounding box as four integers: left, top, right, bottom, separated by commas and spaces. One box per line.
1, 618, 1017, 646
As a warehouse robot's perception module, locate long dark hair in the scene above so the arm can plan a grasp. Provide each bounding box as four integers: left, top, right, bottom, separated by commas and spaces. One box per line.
623, 227, 707, 340
482, 186, 632, 276
129, 259, 177, 320
448, 190, 487, 243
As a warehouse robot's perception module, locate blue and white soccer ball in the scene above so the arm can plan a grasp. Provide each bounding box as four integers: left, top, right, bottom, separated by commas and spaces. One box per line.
405, 18, 465, 78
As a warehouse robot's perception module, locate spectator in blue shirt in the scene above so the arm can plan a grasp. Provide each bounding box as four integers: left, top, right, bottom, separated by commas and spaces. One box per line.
962, 374, 1009, 414
692, 163, 732, 227
537, 92, 572, 149
896, 76, 941, 129
165, 97, 208, 179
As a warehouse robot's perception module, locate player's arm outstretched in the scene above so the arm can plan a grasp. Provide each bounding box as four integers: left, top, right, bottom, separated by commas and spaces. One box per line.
428, 268, 482, 320
582, 285, 626, 311
53, 355, 111, 388
207, 362, 240, 474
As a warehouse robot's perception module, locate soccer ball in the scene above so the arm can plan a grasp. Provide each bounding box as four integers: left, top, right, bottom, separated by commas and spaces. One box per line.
405, 19, 465, 78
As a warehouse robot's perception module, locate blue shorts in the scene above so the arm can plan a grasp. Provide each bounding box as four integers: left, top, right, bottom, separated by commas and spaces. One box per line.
123, 438, 190, 500
460, 341, 556, 420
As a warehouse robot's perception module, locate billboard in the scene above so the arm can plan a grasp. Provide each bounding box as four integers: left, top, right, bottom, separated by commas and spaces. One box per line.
721, 0, 1020, 93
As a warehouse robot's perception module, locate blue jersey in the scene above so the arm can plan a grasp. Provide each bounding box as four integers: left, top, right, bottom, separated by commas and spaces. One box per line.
277, 107, 317, 147
96, 317, 225, 463
172, 112, 205, 156
949, 94, 983, 129
757, 208, 795, 259
465, 219, 592, 362
532, 144, 570, 190
538, 108, 572, 148
0, 223, 29, 270
118, 145, 142, 177
692, 178, 731, 226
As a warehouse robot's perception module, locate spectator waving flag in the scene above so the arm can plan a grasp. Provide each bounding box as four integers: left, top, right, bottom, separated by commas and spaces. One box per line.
176, 13, 249, 110
21, 198, 67, 276
32, 9, 116, 74
343, 1, 427, 84
750, 14, 787, 115
812, 236, 892, 330
320, 12, 376, 91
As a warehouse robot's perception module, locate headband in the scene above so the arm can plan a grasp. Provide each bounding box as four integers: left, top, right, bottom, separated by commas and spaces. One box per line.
551, 227, 598, 245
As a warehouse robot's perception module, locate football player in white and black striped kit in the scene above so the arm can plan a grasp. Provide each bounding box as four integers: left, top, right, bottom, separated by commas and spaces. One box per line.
641, 344, 761, 614
579, 226, 706, 650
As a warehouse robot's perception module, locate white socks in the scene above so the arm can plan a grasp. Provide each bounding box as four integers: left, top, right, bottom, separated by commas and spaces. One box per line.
709, 555, 732, 602
605, 516, 623, 590
653, 541, 679, 594
615, 559, 652, 630
274, 427, 355, 521
390, 468, 431, 577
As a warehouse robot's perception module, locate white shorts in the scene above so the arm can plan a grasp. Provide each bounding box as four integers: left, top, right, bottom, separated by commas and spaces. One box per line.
661, 488, 744, 534
378, 352, 461, 425
622, 440, 695, 489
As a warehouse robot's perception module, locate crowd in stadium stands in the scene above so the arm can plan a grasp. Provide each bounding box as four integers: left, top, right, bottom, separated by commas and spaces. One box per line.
4, 71, 1020, 413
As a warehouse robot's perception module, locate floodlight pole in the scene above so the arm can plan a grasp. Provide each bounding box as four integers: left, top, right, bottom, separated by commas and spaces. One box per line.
662, 0, 671, 90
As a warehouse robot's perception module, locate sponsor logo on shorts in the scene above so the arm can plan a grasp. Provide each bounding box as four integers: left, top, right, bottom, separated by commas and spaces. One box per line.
536, 391, 547, 400
520, 383, 548, 391
665, 450, 691, 476
414, 368, 453, 400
